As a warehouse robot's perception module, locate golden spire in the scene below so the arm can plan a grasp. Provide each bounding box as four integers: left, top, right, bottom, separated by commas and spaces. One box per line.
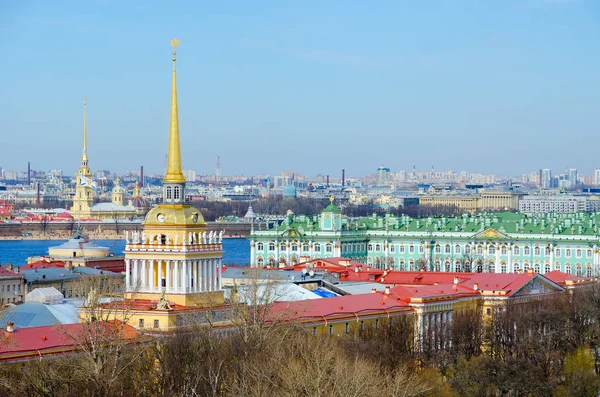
133, 181, 140, 197
82, 98, 88, 164
164, 38, 186, 183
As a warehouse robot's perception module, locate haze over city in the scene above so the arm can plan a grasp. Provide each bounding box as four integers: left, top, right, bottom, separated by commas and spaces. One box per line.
1, 0, 598, 176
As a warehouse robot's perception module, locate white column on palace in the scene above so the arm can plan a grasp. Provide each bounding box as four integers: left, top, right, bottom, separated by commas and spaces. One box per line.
217, 259, 222, 290
181, 260, 187, 293
148, 260, 154, 292
125, 259, 131, 290
202, 259, 208, 291
132, 259, 138, 290
141, 260, 147, 291
166, 260, 171, 292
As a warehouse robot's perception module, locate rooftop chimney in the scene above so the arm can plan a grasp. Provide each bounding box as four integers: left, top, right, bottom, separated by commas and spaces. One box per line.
371, 288, 377, 293
384, 286, 391, 295
473, 283, 479, 291
6, 322, 14, 333
453, 276, 459, 285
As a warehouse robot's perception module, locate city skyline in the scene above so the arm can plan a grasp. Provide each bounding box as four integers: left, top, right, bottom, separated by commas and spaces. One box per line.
1, 1, 599, 176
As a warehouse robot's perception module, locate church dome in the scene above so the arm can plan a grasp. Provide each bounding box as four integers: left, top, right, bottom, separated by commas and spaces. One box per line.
112, 178, 126, 194
144, 204, 206, 227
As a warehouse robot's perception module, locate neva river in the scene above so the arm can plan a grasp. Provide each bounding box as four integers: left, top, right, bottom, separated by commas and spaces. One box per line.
0, 238, 251, 267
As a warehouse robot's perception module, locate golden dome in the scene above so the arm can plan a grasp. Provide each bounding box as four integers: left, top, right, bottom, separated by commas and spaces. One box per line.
144, 204, 206, 227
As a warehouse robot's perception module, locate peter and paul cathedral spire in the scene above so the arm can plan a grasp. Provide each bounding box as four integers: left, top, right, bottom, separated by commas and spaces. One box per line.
162, 38, 186, 204
70, 98, 94, 218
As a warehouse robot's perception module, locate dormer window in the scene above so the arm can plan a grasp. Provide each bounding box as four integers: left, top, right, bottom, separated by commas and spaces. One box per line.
166, 186, 172, 200
173, 186, 180, 200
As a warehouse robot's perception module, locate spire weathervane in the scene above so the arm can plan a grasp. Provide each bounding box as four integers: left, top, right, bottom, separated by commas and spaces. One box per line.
82, 97, 88, 163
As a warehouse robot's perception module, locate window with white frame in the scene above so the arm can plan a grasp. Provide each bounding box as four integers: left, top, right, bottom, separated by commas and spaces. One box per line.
555, 248, 560, 257
566, 248, 571, 258
268, 243, 275, 251
419, 246, 424, 254
435, 245, 441, 254
375, 244, 381, 252
587, 265, 592, 277
489, 246, 495, 255
291, 244, 298, 252
566, 264, 571, 274
445, 245, 451, 254
390, 245, 395, 253
455, 245, 461, 254
314, 244, 321, 252
257, 243, 263, 251
409, 245, 415, 254
280, 244, 286, 251
302, 244, 309, 252
576, 249, 582, 258
587, 249, 593, 258
501, 263, 507, 273
476, 246, 483, 255
544, 264, 550, 273
465, 245, 471, 255
399, 245, 405, 253
524, 246, 530, 256
514, 246, 520, 255
501, 246, 507, 255
326, 244, 332, 252
534, 247, 540, 256
545, 247, 550, 256
368, 244, 373, 252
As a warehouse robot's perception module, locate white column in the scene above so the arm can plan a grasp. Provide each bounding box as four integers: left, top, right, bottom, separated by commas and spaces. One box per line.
133, 259, 139, 290
217, 259, 222, 290
173, 260, 179, 292
202, 259, 208, 291
141, 260, 147, 291
193, 260, 198, 292
125, 259, 131, 290
148, 260, 154, 292
166, 260, 171, 292
182, 260, 188, 293
211, 259, 216, 291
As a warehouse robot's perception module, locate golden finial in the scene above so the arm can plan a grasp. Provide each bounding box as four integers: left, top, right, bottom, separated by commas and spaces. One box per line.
329, 195, 334, 204
171, 38, 180, 63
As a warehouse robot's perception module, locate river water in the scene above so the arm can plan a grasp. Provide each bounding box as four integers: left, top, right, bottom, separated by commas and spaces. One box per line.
0, 238, 251, 267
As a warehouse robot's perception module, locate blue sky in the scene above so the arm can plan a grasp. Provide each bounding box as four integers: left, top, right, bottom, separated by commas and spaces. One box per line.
0, 0, 598, 178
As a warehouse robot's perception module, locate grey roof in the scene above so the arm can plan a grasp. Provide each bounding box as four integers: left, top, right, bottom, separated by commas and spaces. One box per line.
51, 236, 108, 251
21, 267, 123, 284
335, 282, 387, 295
90, 202, 135, 212
0, 301, 79, 329
222, 268, 303, 283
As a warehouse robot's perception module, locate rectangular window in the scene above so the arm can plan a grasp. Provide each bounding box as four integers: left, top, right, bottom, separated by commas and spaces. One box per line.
345, 322, 349, 334
329, 325, 333, 335
313, 327, 317, 336
360, 320, 364, 331
139, 319, 144, 328
409, 245, 415, 254
375, 319, 379, 329
419, 246, 424, 254
455, 245, 461, 254
154, 320, 159, 328
399, 245, 405, 253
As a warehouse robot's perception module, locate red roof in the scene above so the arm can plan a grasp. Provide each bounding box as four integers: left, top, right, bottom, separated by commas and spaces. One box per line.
0, 321, 140, 363
0, 266, 23, 278
391, 283, 478, 300
269, 292, 411, 323
21, 259, 66, 270
544, 270, 594, 286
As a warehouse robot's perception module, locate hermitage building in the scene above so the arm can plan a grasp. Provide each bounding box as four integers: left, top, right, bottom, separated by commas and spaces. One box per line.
249, 200, 600, 277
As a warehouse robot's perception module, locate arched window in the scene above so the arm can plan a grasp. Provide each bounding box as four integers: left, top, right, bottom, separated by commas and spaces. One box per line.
280, 244, 286, 251
445, 245, 451, 254
455, 245, 461, 254
489, 246, 495, 255
476, 246, 483, 255
455, 260, 462, 272
390, 245, 395, 253
409, 259, 415, 270
534, 247, 540, 256
514, 262, 520, 273
257, 242, 263, 251
566, 249, 572, 258
291, 244, 298, 252
555, 248, 560, 257
257, 257, 264, 267
409, 245, 415, 254
399, 259, 405, 271
375, 244, 381, 252
465, 245, 471, 255
326, 244, 332, 252
576, 264, 582, 276
501, 246, 507, 255
545, 247, 551, 256
587, 265, 592, 277
368, 244, 373, 252
444, 261, 451, 272
576, 249, 582, 258
435, 245, 441, 254
302, 244, 309, 252
314, 244, 321, 252
501, 262, 507, 273
587, 249, 593, 258
268, 243, 275, 251
514, 246, 520, 255
166, 186, 172, 200
544, 264, 550, 274
434, 261, 441, 272
524, 246, 530, 256
534, 264, 540, 273
566, 264, 571, 275
173, 186, 180, 200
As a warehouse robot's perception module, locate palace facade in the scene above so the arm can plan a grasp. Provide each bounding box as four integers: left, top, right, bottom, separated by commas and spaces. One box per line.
249, 201, 600, 277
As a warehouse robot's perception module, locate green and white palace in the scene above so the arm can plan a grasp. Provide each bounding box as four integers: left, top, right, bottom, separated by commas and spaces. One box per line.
249, 200, 600, 277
